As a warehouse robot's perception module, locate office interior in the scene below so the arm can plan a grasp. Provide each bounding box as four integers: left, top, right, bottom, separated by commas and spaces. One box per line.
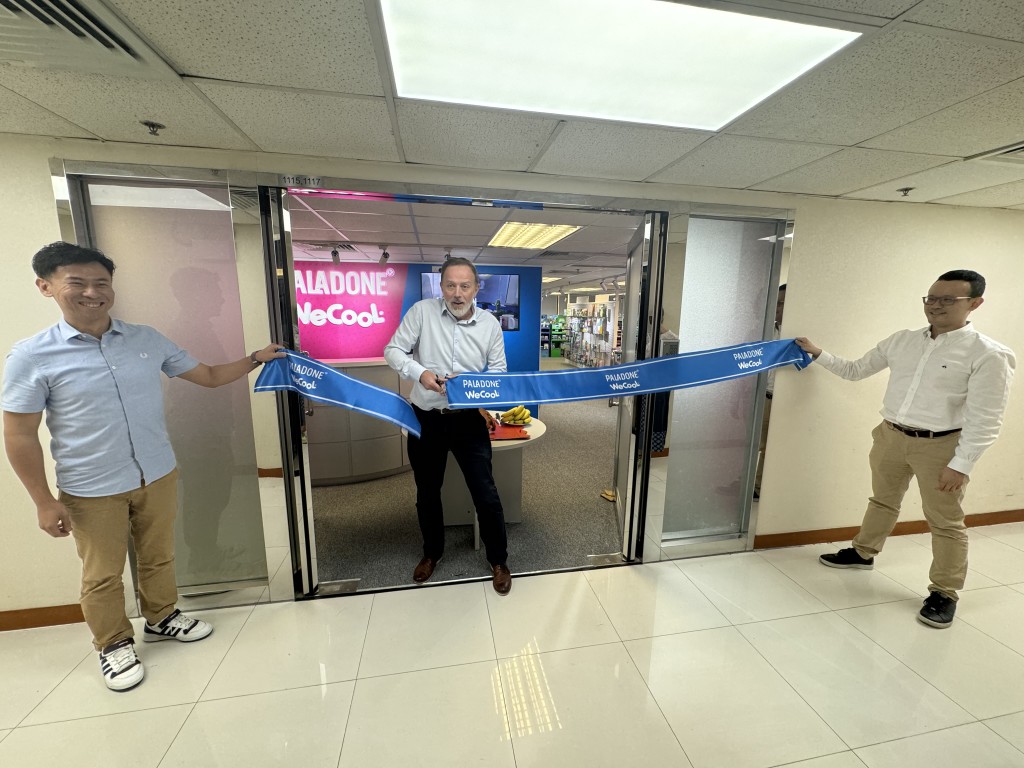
2, 0, 1024, 765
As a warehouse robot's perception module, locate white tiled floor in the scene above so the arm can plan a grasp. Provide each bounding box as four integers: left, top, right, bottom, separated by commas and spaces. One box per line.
7, 536, 1024, 767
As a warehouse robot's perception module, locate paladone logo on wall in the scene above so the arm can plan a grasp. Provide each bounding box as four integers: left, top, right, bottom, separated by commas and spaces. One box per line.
293, 261, 408, 362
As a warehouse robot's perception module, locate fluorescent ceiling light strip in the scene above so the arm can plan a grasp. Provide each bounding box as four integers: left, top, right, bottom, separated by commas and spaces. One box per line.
488, 222, 581, 249
381, 0, 859, 131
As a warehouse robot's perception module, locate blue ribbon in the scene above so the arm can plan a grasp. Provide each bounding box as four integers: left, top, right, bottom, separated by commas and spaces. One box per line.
254, 351, 421, 438
445, 338, 812, 409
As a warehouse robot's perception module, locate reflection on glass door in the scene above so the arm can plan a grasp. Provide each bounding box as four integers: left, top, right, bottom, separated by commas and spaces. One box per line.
72, 176, 270, 591
661, 216, 784, 555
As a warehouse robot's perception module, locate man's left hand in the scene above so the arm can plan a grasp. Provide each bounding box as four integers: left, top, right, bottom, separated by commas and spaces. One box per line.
254, 344, 287, 364
479, 408, 497, 431
937, 467, 968, 493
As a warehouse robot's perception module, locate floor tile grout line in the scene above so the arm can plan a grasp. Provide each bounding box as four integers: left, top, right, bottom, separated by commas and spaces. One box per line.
580, 568, 630, 644
979, 715, 1024, 759
351, 592, 377, 681
829, 606, 989, 723
153, 601, 264, 766
731, 614, 854, 753
618, 633, 698, 768
13, 645, 94, 729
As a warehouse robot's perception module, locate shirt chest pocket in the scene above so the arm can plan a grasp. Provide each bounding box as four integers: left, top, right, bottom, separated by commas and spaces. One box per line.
935, 359, 971, 393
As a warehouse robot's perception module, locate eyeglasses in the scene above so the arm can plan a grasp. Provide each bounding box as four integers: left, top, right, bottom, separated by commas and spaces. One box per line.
922, 296, 973, 306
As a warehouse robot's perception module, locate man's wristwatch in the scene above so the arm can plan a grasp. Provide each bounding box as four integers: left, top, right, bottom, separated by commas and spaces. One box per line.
250, 350, 263, 366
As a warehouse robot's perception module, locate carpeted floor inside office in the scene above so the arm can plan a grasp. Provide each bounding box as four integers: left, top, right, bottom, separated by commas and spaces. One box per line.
312, 387, 623, 591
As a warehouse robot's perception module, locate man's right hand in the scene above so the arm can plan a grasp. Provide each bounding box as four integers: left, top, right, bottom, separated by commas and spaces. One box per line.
794, 337, 822, 359
37, 499, 72, 537
419, 370, 447, 394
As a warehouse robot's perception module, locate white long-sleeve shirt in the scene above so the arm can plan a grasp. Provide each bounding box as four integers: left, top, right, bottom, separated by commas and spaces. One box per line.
816, 324, 1014, 475
384, 298, 506, 411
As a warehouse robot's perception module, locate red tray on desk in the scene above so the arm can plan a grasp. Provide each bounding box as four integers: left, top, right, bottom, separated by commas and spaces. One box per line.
490, 423, 530, 440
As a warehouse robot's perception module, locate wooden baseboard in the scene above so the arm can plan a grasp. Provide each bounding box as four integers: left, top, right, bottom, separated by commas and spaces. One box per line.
754, 508, 1024, 550
258, 467, 284, 478
0, 604, 84, 633
6, 509, 1022, 632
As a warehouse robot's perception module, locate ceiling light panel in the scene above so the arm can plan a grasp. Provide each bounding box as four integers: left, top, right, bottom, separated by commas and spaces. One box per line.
488, 222, 581, 249
380, 0, 859, 130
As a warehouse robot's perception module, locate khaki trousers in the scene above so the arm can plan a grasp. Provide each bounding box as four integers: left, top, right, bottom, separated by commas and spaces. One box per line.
62, 469, 179, 650
852, 422, 967, 600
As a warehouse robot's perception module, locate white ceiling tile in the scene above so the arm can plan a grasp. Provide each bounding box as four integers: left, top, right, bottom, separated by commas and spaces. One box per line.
0, 68, 255, 148
417, 233, 490, 247
414, 218, 502, 237
861, 77, 1024, 157
531, 122, 710, 181
843, 158, 1024, 201
408, 203, 509, 220
396, 101, 558, 171
905, 0, 1024, 44
727, 25, 1024, 145
650, 135, 842, 187
0, 84, 94, 139
931, 178, 1024, 207
192, 80, 398, 161
107, 0, 384, 95
751, 148, 953, 194
759, 0, 917, 16
318, 213, 414, 232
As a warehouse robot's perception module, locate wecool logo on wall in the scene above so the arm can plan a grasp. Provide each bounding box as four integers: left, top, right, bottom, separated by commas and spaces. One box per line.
294, 261, 408, 362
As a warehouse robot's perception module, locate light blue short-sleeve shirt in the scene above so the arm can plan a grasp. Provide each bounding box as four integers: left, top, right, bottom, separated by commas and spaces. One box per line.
2, 319, 199, 496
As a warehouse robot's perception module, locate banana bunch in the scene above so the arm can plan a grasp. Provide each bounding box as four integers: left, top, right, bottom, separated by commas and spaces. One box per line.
500, 405, 532, 425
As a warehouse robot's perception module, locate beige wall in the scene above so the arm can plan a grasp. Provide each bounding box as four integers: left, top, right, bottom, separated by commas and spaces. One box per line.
761, 197, 1024, 533
2, 133, 1023, 611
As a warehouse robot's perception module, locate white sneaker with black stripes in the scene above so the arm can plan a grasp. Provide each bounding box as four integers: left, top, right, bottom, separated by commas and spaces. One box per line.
143, 608, 213, 643
99, 638, 145, 691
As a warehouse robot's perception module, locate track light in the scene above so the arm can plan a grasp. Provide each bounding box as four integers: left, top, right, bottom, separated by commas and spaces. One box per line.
444, 248, 452, 261
331, 247, 340, 264
379, 245, 390, 265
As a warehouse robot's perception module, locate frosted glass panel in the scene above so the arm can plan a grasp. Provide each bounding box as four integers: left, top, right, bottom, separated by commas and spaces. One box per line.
663, 217, 777, 539
87, 181, 269, 588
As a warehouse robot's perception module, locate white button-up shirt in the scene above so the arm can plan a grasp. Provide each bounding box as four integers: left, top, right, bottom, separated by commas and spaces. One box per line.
384, 298, 507, 411
816, 324, 1015, 474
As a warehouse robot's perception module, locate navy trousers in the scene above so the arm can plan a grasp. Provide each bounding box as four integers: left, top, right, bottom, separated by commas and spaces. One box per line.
407, 405, 508, 566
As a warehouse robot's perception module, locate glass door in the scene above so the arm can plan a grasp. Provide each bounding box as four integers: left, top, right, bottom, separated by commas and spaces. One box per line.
612, 212, 668, 561
65, 173, 272, 598
657, 215, 785, 558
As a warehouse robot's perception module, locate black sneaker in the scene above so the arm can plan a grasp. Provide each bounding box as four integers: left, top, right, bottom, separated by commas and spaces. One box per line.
819, 547, 874, 569
99, 638, 144, 692
918, 591, 956, 628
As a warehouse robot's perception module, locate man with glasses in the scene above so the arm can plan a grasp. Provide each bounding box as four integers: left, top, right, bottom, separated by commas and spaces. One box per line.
795, 270, 1014, 628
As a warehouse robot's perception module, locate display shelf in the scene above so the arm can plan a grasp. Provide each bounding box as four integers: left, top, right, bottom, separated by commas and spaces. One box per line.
563, 302, 617, 368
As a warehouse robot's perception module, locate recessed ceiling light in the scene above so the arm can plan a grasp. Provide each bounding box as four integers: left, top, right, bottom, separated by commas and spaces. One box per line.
542, 276, 562, 283
488, 222, 581, 249
381, 0, 860, 130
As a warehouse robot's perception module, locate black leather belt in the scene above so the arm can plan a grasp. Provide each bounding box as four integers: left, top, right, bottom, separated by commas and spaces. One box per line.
886, 421, 961, 439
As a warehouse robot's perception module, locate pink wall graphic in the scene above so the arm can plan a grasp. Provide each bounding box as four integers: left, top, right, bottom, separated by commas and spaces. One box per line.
294, 261, 409, 363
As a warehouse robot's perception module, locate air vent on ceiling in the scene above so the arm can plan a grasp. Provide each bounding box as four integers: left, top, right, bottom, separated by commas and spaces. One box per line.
0, 0, 177, 80
229, 189, 259, 212
300, 242, 357, 251
970, 140, 1024, 167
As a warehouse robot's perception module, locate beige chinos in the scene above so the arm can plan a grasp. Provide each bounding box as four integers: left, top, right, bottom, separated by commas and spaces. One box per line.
852, 422, 967, 600
61, 469, 179, 650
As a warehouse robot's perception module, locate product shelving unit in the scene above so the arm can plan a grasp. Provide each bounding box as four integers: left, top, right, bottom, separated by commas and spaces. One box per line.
564, 302, 617, 368
541, 314, 567, 357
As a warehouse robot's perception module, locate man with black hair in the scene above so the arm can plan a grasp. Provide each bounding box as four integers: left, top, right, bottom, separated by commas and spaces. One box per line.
2, 242, 283, 691
796, 270, 1014, 628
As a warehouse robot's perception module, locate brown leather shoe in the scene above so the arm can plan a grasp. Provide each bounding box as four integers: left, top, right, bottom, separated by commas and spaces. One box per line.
492, 564, 512, 596
413, 556, 441, 583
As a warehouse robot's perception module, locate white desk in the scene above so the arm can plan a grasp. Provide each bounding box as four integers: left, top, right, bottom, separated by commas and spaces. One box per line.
441, 419, 547, 539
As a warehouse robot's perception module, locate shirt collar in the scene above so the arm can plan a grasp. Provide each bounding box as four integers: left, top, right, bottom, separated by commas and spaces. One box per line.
58, 317, 124, 340
922, 321, 974, 341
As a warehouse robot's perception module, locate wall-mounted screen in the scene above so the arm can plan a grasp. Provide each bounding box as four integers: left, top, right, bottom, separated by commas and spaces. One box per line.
421, 271, 521, 331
